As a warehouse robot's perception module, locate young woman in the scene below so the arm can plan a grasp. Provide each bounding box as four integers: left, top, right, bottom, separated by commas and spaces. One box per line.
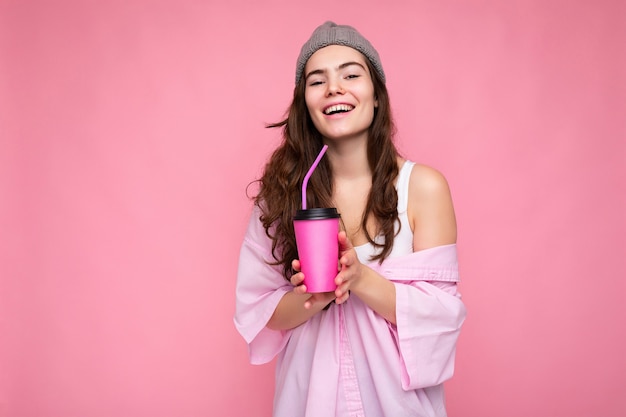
235, 21, 466, 417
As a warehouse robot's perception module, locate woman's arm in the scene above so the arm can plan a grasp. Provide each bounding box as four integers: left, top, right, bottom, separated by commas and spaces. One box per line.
408, 164, 457, 251
266, 259, 336, 330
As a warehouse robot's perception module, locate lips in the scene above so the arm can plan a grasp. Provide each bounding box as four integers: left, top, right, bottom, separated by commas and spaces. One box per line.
323, 104, 354, 115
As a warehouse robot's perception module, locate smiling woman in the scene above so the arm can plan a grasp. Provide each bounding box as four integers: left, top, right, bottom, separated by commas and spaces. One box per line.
234, 21, 465, 417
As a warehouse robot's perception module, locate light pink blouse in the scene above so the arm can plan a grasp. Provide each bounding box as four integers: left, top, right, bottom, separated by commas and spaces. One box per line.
234, 202, 467, 417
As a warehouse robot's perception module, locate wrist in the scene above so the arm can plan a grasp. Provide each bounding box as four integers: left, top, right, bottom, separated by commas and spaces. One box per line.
303, 290, 336, 310
349, 265, 372, 294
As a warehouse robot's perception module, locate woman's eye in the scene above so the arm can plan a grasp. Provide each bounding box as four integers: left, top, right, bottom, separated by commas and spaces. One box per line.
346, 74, 360, 80
309, 80, 324, 86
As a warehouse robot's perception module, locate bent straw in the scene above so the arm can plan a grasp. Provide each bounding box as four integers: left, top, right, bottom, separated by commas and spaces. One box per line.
301, 145, 329, 210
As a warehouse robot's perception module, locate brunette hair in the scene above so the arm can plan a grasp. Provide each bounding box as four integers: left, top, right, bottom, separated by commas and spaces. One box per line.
253, 59, 400, 280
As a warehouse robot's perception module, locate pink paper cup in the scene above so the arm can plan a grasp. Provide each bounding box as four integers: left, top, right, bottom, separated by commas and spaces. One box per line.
293, 208, 341, 293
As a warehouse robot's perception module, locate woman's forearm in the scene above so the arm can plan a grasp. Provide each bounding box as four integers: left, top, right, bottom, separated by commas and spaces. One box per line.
266, 290, 332, 331
351, 267, 397, 324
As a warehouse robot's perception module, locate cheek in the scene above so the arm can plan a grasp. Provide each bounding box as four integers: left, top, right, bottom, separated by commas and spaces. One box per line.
361, 91, 377, 115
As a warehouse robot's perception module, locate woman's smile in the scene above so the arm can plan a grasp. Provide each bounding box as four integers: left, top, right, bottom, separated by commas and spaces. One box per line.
323, 103, 355, 115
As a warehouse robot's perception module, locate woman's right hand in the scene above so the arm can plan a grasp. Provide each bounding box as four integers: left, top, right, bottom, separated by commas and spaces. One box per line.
291, 259, 336, 309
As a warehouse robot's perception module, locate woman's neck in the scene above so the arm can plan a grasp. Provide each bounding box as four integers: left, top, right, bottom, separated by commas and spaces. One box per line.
325, 137, 371, 180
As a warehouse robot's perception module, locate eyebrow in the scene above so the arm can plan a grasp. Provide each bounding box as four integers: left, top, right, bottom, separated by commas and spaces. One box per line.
305, 61, 367, 81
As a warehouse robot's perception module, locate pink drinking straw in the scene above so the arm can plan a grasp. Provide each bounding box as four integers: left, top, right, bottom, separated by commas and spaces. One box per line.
301, 145, 328, 210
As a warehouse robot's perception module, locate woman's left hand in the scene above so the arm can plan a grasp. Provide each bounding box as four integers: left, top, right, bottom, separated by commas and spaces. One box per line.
334, 231, 364, 304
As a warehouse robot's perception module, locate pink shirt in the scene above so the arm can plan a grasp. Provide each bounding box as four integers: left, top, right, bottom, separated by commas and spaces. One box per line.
234, 204, 467, 417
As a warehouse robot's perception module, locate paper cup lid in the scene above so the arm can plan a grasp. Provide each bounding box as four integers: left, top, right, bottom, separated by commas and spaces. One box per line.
294, 208, 340, 220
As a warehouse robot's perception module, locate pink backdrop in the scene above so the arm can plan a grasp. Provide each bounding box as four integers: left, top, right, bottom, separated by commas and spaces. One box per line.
2, 1, 625, 416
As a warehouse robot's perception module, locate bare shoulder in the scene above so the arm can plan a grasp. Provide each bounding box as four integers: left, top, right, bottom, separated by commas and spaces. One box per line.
409, 163, 453, 200
407, 163, 457, 249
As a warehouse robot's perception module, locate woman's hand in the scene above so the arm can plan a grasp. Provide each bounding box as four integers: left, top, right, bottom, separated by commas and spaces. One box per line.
334, 230, 398, 323
290, 259, 336, 309
334, 231, 363, 304
266, 259, 336, 330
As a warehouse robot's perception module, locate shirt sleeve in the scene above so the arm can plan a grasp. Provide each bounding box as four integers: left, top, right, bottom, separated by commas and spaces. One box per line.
371, 244, 467, 390
233, 206, 293, 365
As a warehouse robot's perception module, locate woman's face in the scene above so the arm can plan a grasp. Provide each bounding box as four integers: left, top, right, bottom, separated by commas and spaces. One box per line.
303, 45, 378, 143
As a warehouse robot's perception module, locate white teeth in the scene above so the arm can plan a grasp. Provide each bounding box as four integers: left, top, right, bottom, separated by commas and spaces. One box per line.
324, 104, 354, 115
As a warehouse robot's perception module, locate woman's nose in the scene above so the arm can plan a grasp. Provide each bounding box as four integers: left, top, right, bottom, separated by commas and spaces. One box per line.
326, 78, 344, 96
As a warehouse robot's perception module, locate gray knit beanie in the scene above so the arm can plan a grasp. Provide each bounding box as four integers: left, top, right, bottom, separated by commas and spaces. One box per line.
295, 21, 385, 85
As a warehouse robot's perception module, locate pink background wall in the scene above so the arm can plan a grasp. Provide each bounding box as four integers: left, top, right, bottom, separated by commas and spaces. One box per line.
1, 1, 625, 416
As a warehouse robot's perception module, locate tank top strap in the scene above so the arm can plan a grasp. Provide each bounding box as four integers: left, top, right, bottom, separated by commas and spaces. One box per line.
396, 160, 415, 213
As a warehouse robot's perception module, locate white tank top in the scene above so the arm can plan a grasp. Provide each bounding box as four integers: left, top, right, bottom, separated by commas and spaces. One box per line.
353, 160, 415, 263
